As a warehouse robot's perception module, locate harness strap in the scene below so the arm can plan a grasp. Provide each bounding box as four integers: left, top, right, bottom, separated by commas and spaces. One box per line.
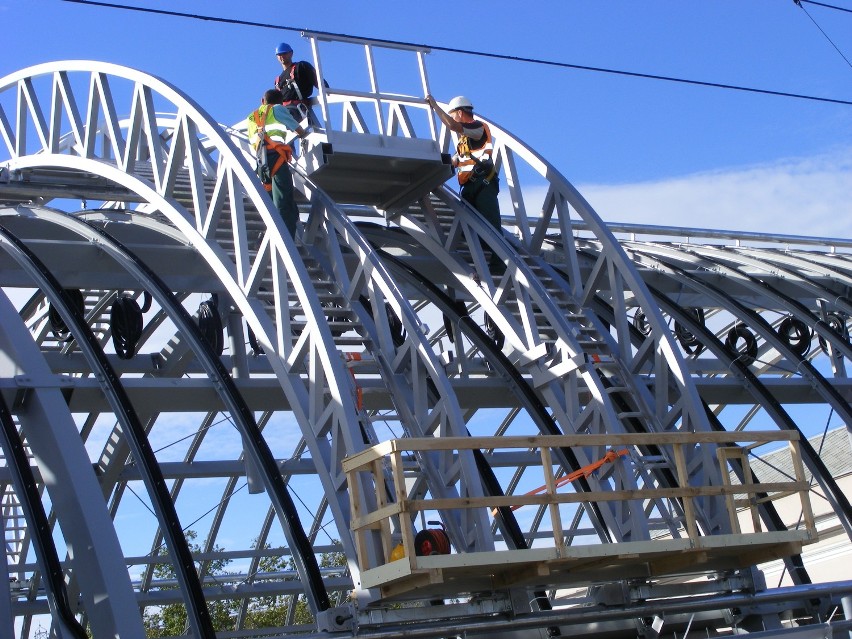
252, 106, 293, 167
490, 449, 630, 516
266, 143, 291, 174
472, 155, 497, 184
282, 65, 304, 101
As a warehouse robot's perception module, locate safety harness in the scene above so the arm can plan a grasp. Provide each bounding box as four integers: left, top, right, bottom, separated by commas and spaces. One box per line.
457, 121, 497, 192
250, 105, 292, 192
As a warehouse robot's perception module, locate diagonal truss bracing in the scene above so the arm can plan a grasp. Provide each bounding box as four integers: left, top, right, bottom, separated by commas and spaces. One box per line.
0, 47, 850, 639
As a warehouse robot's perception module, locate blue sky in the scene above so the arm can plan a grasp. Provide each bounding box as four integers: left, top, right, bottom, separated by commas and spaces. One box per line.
3, 0, 852, 236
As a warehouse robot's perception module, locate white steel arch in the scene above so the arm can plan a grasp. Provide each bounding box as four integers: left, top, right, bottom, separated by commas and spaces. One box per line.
0, 43, 850, 639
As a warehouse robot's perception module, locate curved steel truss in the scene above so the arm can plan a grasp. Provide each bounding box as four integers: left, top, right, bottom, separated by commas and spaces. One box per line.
0, 38, 850, 639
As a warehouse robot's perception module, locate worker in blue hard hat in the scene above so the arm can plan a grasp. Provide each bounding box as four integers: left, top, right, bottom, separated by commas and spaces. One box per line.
274, 41, 321, 126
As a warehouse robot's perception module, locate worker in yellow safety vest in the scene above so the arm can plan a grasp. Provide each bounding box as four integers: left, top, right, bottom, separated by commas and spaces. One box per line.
247, 89, 307, 237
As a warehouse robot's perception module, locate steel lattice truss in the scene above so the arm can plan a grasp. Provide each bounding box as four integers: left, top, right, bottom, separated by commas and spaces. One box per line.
0, 37, 850, 639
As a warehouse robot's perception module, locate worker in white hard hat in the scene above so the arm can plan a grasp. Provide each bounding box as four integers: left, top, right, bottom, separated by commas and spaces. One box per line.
427, 95, 503, 262
427, 94, 505, 349
426, 94, 501, 236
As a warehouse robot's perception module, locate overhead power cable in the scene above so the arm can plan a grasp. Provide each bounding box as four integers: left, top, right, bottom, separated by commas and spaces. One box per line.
795, 0, 852, 70
59, 0, 852, 107
798, 0, 852, 14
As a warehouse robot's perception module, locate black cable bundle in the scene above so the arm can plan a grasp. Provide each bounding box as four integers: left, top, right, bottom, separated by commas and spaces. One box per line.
674, 307, 706, 356
110, 296, 144, 359
198, 294, 224, 356
726, 324, 758, 366
386, 302, 406, 348
777, 316, 811, 357
247, 326, 264, 355
48, 288, 85, 341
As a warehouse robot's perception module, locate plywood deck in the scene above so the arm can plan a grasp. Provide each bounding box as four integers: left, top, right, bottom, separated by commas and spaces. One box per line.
362, 531, 810, 600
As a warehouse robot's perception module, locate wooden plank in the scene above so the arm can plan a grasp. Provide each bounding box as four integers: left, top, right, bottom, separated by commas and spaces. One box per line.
347, 464, 370, 571
378, 569, 443, 599
373, 458, 395, 565
540, 447, 565, 553
673, 443, 698, 540
789, 440, 818, 540
360, 557, 416, 589
341, 439, 396, 472
491, 561, 551, 589
717, 446, 741, 534
389, 449, 418, 572
344, 432, 800, 457
406, 483, 808, 515
350, 502, 403, 530
360, 532, 812, 598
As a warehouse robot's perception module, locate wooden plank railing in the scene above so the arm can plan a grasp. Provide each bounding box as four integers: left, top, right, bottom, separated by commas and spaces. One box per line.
342, 431, 817, 576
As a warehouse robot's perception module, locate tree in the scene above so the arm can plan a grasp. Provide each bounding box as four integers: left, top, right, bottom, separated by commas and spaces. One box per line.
142, 531, 238, 637
242, 540, 349, 630
142, 532, 349, 637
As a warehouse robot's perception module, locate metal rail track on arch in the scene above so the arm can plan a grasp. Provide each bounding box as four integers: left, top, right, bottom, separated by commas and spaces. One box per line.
0, 33, 851, 639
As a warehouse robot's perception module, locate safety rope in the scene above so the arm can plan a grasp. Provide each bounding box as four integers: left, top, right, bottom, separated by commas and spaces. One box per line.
493, 448, 630, 515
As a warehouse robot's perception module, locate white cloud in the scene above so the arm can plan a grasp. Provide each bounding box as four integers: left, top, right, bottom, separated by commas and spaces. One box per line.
577, 149, 852, 240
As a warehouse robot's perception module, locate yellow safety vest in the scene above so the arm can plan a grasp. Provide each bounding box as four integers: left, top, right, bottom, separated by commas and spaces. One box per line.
247, 105, 294, 153
247, 106, 293, 191
456, 121, 493, 186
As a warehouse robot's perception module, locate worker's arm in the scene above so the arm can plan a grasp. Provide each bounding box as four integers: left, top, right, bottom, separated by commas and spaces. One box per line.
272, 105, 308, 138
426, 95, 463, 134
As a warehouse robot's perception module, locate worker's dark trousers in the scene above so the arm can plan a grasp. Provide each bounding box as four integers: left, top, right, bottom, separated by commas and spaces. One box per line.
268, 149, 299, 237
461, 178, 504, 274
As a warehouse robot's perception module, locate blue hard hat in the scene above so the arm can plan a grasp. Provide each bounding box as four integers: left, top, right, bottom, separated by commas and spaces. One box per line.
275, 42, 293, 55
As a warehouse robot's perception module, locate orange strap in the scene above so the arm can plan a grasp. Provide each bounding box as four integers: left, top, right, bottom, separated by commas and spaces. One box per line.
344, 352, 364, 411
252, 106, 293, 172
492, 448, 630, 516
562, 448, 629, 484
251, 105, 269, 129
266, 142, 291, 174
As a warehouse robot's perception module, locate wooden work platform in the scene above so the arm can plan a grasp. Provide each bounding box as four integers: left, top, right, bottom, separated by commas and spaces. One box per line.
343, 432, 818, 601
360, 531, 810, 600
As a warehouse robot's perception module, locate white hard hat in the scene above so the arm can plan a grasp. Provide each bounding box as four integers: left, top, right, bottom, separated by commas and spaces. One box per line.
448, 96, 474, 112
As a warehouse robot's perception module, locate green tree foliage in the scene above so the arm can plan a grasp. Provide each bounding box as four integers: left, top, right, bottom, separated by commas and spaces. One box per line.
142, 531, 239, 637
142, 533, 348, 637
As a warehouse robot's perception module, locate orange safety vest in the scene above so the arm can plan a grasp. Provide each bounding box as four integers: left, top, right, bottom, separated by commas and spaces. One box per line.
249, 106, 293, 190
456, 120, 494, 186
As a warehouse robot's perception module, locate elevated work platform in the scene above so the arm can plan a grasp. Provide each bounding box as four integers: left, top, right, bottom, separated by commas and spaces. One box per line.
295, 33, 454, 212
343, 432, 818, 601
302, 131, 452, 212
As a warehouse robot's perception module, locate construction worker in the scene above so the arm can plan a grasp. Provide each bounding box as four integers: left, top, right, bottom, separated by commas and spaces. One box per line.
428, 94, 506, 349
274, 41, 321, 126
247, 89, 307, 237
426, 95, 501, 235
427, 94, 505, 283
